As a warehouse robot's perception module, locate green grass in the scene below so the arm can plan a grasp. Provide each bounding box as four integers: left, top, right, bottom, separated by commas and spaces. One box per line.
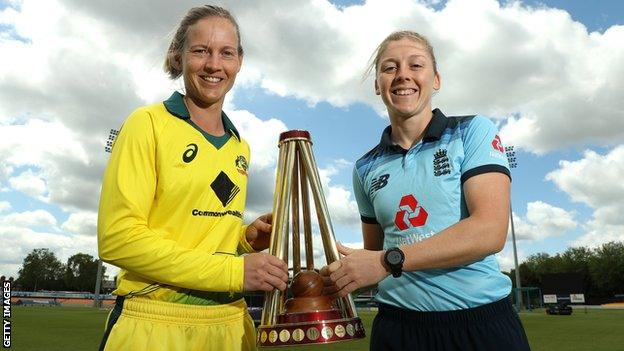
520, 309, 624, 351
7, 306, 624, 350
10, 306, 110, 351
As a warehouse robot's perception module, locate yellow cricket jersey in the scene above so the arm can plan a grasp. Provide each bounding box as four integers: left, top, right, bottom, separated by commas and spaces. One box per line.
98, 91, 256, 304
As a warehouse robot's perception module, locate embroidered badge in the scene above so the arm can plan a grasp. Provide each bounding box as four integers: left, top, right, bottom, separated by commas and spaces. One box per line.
235, 155, 248, 176
433, 149, 451, 177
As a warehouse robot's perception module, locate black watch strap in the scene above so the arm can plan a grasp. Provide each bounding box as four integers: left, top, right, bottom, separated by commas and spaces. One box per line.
384, 247, 405, 278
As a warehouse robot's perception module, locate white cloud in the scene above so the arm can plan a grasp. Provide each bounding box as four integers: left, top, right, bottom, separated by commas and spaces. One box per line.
0, 201, 11, 213
546, 146, 624, 247
61, 211, 98, 237
0, 209, 58, 228
8, 169, 48, 200
509, 201, 578, 241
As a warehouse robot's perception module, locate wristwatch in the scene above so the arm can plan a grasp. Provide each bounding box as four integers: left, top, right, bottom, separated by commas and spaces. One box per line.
383, 247, 405, 278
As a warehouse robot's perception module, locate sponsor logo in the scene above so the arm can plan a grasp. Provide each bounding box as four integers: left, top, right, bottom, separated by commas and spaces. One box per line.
491, 135, 504, 153
183, 143, 199, 163
235, 155, 248, 176
192, 209, 242, 218
433, 149, 450, 177
396, 231, 436, 246
370, 174, 390, 193
210, 171, 240, 207
394, 195, 428, 230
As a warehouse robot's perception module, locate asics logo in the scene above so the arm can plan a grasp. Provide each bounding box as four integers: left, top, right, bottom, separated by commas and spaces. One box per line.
183, 143, 198, 163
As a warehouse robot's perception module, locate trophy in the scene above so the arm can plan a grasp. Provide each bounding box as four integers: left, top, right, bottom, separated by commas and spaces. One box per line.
257, 130, 365, 347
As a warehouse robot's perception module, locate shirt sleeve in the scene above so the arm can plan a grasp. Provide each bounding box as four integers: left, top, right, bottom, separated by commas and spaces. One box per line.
460, 115, 511, 184
97, 108, 245, 293
237, 224, 257, 253
352, 165, 378, 224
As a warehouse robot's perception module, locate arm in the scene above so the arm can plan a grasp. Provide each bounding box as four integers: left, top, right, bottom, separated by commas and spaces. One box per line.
363, 222, 384, 251
326, 172, 510, 297
402, 171, 509, 270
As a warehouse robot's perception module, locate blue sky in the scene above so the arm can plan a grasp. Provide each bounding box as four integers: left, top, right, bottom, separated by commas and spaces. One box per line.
1, 0, 623, 279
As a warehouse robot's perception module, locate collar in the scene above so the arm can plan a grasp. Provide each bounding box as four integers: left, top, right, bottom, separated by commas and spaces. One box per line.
379, 108, 448, 149
163, 91, 241, 141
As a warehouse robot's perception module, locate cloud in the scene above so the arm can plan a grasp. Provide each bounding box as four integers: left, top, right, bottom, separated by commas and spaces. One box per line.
21, 0, 622, 155
509, 201, 578, 241
0, 201, 11, 213
0, 209, 58, 229
546, 146, 624, 247
61, 211, 98, 237
8, 169, 48, 200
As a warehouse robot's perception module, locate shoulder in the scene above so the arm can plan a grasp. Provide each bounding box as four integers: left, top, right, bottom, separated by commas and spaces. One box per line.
122, 102, 173, 132
354, 143, 384, 176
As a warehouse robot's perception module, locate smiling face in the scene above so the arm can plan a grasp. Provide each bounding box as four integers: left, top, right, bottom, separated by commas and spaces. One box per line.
180, 17, 242, 108
374, 38, 440, 121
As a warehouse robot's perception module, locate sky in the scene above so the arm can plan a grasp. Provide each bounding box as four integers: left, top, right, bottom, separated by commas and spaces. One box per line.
0, 0, 623, 281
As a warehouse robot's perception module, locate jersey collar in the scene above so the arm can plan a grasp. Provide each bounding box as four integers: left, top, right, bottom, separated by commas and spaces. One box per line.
380, 108, 448, 150
163, 91, 241, 141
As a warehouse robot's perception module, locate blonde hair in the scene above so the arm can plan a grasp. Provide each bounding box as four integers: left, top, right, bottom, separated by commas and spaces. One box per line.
364, 31, 438, 78
164, 5, 244, 79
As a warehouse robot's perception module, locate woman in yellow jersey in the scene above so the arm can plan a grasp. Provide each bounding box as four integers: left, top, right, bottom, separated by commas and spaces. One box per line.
97, 5, 288, 351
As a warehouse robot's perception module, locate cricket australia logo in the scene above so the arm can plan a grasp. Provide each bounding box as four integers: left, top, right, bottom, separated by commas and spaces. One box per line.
235, 155, 248, 176
433, 149, 450, 177
370, 174, 389, 193
394, 194, 428, 231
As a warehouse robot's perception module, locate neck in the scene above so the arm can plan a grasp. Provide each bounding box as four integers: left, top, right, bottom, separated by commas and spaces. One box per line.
388, 108, 433, 150
184, 95, 225, 136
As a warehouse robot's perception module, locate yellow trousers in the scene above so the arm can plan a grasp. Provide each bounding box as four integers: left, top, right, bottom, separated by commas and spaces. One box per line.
101, 297, 257, 351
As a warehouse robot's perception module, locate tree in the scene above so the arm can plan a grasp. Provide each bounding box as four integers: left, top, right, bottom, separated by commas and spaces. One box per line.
16, 248, 65, 291
64, 253, 106, 291
589, 242, 624, 298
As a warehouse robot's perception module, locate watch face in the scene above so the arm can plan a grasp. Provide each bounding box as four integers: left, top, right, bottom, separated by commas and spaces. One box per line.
387, 250, 402, 265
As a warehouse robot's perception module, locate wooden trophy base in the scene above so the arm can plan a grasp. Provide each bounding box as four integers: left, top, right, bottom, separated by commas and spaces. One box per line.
258, 316, 365, 347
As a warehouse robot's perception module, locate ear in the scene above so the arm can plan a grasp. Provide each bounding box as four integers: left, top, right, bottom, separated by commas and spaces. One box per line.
170, 52, 183, 72
374, 79, 380, 95
433, 72, 441, 91
236, 55, 243, 73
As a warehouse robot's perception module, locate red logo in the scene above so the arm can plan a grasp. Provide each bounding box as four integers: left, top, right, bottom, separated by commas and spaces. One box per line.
491, 135, 504, 152
394, 195, 428, 230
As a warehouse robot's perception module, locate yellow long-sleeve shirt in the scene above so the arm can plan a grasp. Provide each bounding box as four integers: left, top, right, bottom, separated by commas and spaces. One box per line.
98, 92, 255, 303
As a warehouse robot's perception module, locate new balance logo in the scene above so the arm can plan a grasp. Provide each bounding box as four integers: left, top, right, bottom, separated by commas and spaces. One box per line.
371, 174, 390, 193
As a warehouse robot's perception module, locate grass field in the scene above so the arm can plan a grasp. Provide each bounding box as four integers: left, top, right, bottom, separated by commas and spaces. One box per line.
8, 306, 624, 350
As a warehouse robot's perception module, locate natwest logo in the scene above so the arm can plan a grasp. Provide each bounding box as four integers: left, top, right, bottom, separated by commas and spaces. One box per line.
394, 195, 428, 231
491, 135, 504, 153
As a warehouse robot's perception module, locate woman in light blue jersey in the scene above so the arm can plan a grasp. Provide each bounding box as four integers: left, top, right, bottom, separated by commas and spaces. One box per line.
321, 31, 530, 351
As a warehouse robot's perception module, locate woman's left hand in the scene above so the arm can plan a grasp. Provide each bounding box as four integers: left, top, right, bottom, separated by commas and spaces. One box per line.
246, 213, 273, 251
320, 242, 389, 298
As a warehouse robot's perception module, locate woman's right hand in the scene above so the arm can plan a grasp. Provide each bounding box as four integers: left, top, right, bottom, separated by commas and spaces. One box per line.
243, 252, 289, 292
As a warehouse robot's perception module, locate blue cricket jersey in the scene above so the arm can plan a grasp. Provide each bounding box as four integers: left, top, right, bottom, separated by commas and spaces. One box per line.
353, 109, 512, 311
